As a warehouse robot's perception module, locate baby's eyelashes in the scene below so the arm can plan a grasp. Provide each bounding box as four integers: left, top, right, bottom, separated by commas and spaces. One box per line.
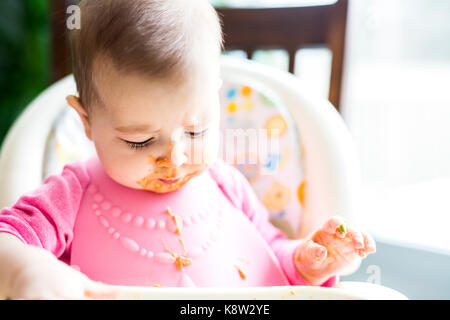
119, 126, 210, 152
122, 137, 156, 150
185, 128, 209, 139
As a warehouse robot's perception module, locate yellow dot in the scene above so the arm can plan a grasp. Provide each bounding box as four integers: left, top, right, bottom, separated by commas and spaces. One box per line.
227, 101, 237, 113
265, 114, 288, 137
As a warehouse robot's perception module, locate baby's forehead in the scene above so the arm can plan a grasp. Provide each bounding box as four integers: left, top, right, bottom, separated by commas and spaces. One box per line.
92, 60, 219, 128
93, 57, 218, 104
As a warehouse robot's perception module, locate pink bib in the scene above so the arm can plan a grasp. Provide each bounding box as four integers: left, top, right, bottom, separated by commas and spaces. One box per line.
70, 157, 289, 287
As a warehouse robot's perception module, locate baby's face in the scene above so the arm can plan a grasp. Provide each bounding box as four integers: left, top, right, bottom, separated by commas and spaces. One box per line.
70, 61, 222, 193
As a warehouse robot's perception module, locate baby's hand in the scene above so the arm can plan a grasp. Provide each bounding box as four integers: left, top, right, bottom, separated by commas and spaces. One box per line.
294, 216, 376, 286
8, 246, 117, 300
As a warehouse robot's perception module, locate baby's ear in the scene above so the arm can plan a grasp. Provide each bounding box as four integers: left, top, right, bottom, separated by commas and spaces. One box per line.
66, 95, 93, 141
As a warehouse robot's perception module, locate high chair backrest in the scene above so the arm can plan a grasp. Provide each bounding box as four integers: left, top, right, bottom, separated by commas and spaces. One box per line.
0, 56, 362, 239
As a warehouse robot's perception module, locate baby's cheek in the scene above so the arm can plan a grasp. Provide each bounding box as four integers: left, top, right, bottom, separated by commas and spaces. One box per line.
186, 136, 219, 166
107, 156, 151, 189
200, 141, 219, 166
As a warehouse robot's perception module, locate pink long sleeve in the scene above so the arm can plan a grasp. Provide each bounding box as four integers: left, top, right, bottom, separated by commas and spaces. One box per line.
0, 161, 90, 263
209, 160, 337, 287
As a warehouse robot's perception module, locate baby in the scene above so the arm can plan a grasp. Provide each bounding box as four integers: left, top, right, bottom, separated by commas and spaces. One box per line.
0, 0, 375, 299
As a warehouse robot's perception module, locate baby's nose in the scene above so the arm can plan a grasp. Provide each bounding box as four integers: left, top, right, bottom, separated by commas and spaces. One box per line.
156, 142, 187, 168
155, 156, 176, 168
170, 141, 188, 167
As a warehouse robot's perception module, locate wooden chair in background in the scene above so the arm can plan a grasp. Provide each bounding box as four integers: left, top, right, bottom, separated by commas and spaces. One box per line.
50, 0, 348, 111
215, 1, 349, 111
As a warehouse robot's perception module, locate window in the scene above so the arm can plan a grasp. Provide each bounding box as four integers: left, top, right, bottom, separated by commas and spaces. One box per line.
343, 0, 450, 253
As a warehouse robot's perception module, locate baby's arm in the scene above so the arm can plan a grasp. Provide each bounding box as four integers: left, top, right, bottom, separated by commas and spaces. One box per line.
0, 161, 115, 299
0, 232, 115, 299
0, 162, 89, 256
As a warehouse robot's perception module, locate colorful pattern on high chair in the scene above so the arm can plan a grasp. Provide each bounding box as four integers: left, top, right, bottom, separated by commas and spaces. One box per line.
218, 80, 305, 238
43, 79, 306, 238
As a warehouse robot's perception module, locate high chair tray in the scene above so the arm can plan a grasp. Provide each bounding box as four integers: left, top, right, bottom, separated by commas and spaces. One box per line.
109, 281, 407, 300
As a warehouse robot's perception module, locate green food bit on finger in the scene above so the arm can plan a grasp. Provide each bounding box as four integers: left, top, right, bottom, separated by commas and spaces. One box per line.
336, 224, 347, 234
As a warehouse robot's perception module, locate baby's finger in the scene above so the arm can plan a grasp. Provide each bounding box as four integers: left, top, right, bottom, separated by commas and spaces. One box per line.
362, 232, 376, 254
305, 240, 328, 264
347, 228, 365, 249
296, 240, 327, 267
323, 216, 347, 238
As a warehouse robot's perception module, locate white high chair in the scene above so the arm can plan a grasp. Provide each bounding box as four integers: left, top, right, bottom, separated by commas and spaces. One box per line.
0, 56, 406, 299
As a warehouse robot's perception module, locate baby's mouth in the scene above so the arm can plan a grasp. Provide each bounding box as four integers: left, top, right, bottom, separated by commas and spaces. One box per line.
158, 178, 181, 185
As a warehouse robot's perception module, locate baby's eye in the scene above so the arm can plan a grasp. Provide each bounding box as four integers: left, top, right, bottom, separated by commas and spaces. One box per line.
185, 129, 209, 139
123, 137, 155, 150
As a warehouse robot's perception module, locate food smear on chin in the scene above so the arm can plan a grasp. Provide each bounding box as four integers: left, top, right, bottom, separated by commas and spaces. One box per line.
137, 168, 206, 193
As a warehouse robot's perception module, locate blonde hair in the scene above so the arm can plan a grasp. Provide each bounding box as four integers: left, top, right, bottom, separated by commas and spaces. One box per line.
69, 0, 223, 111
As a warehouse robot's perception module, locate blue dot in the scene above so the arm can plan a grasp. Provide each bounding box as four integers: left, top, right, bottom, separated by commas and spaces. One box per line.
227, 88, 237, 99
265, 154, 281, 171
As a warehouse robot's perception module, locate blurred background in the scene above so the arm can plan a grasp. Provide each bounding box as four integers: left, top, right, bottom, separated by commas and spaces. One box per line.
1, 0, 450, 298
0, 0, 49, 147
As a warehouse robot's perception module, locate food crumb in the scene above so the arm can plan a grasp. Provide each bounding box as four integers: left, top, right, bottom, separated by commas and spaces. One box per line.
235, 266, 246, 280
336, 223, 347, 234
175, 255, 192, 270
165, 207, 187, 252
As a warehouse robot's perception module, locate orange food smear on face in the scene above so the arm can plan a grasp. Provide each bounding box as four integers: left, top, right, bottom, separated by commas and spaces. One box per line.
153, 284, 164, 288
155, 157, 172, 167
147, 155, 156, 164
137, 168, 205, 193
